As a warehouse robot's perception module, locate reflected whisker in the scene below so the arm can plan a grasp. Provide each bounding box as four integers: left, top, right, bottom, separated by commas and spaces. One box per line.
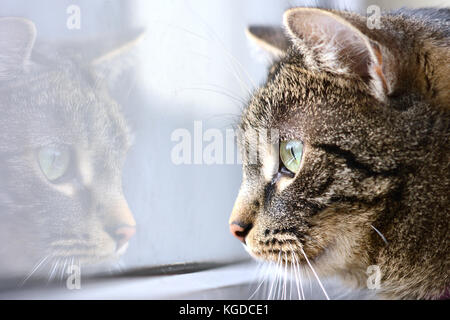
60, 257, 68, 282
20, 254, 51, 287
47, 258, 60, 283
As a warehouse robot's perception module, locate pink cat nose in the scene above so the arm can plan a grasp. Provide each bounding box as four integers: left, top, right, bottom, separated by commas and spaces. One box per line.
230, 222, 252, 244
114, 226, 136, 249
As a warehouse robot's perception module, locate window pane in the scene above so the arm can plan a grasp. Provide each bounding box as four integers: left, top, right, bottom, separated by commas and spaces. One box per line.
0, 0, 438, 301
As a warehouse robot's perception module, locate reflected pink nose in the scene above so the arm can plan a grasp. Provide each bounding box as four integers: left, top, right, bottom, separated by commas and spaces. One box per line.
114, 226, 136, 249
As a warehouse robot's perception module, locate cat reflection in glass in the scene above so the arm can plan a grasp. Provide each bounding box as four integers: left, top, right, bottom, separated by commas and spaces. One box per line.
0, 17, 141, 285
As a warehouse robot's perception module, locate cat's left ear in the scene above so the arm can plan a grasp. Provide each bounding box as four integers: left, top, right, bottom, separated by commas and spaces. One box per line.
284, 7, 395, 101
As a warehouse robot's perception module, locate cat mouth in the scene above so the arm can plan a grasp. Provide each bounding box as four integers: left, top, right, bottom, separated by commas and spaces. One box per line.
246, 235, 325, 266
49, 242, 130, 265
50, 252, 120, 265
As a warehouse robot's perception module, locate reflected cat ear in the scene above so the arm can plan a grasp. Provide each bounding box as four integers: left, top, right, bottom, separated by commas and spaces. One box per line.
90, 29, 145, 66
246, 25, 291, 61
0, 17, 36, 80
283, 7, 394, 100
89, 29, 146, 88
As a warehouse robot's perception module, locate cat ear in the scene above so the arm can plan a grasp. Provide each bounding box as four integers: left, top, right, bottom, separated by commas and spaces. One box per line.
283, 7, 392, 100
89, 29, 146, 89
0, 17, 36, 80
246, 26, 291, 61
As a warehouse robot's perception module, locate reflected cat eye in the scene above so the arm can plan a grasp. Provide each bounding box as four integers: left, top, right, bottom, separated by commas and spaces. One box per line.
38, 145, 71, 182
279, 140, 303, 175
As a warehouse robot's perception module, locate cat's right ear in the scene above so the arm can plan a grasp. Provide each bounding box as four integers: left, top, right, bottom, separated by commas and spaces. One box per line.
0, 17, 36, 80
89, 29, 145, 91
245, 26, 290, 61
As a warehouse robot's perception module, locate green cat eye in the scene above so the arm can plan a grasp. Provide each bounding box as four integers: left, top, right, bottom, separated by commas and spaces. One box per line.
280, 140, 303, 175
38, 146, 71, 182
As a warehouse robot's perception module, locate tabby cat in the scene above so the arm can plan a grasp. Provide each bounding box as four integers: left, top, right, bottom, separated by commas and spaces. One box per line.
230, 7, 449, 299
0, 17, 140, 284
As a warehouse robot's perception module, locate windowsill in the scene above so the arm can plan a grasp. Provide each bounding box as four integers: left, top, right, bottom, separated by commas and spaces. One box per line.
1, 260, 376, 300
1, 260, 258, 300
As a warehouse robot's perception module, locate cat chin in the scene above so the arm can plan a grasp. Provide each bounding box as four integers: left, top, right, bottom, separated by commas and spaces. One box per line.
243, 243, 265, 262
61, 246, 128, 268
306, 243, 371, 289
246, 240, 355, 281
244, 242, 375, 296
52, 241, 130, 267
247, 243, 370, 293
70, 253, 124, 275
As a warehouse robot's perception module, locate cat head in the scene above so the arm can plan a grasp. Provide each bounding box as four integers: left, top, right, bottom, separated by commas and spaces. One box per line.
0, 17, 143, 280
230, 7, 448, 295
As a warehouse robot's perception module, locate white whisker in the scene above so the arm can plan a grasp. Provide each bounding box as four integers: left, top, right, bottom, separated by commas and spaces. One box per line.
249, 262, 268, 300
283, 251, 288, 300
189, 11, 256, 95
276, 256, 284, 300
289, 258, 293, 301
291, 248, 304, 300
371, 224, 389, 245
300, 247, 330, 300
268, 251, 281, 300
